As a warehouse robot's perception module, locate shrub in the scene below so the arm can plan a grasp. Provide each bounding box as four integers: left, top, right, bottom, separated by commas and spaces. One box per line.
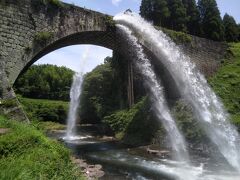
35, 31, 53, 44
18, 97, 68, 124
104, 97, 160, 145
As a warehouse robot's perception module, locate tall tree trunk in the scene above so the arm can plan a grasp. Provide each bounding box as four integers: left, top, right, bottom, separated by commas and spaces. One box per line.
127, 60, 134, 108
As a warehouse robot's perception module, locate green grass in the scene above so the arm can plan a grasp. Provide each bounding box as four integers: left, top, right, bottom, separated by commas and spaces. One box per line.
37, 121, 66, 132
155, 27, 192, 44
18, 97, 68, 123
0, 115, 84, 180
209, 43, 240, 129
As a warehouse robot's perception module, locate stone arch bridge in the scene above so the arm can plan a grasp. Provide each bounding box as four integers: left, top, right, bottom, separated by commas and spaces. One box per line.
0, 0, 227, 120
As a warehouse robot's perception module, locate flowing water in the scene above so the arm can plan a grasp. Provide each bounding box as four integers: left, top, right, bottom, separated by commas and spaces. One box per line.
114, 12, 240, 173
64, 72, 83, 140
117, 24, 189, 163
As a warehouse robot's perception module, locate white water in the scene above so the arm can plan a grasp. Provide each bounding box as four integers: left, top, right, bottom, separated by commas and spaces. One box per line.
114, 12, 240, 172
65, 72, 83, 140
117, 24, 189, 163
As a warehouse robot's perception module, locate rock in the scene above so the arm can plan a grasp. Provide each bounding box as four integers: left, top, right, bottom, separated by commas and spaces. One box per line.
147, 147, 170, 157
0, 128, 10, 135
71, 156, 105, 179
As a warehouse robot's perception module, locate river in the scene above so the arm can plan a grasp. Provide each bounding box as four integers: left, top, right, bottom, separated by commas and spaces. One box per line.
48, 125, 240, 180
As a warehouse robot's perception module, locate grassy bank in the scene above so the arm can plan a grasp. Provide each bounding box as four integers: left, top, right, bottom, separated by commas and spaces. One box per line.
18, 97, 68, 124
0, 115, 84, 179
209, 43, 240, 129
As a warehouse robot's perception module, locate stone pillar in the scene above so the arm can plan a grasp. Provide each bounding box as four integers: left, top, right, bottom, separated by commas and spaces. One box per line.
0, 66, 29, 122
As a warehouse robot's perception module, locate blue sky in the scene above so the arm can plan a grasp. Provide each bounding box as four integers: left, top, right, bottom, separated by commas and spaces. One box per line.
36, 0, 240, 73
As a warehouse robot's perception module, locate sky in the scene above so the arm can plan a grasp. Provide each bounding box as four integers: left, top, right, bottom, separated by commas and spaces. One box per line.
36, 0, 240, 73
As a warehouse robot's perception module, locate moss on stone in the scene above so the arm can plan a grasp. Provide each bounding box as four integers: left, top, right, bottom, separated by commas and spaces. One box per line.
35, 31, 53, 44
104, 16, 116, 31
0, 98, 18, 108
156, 27, 192, 44
41, 0, 63, 7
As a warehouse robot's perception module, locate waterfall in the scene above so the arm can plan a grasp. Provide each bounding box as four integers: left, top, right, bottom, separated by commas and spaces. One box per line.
117, 24, 190, 163
65, 72, 83, 140
114, 12, 240, 171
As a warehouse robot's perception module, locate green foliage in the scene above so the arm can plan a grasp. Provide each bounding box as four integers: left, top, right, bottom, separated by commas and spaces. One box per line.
41, 0, 63, 7
152, 0, 170, 27
223, 13, 239, 42
140, 0, 188, 32
0, 116, 84, 179
140, 0, 240, 41
18, 97, 68, 124
37, 121, 65, 132
161, 27, 192, 44
104, 97, 159, 146
182, 0, 201, 35
80, 57, 123, 124
0, 98, 18, 108
172, 100, 205, 144
14, 64, 74, 101
35, 31, 54, 44
140, 0, 153, 21
198, 0, 224, 41
238, 24, 240, 41
167, 0, 188, 32
104, 16, 116, 31
209, 43, 240, 130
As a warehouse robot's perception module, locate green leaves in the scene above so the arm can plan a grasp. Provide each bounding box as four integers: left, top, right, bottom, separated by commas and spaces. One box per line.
223, 13, 239, 42
198, 0, 224, 41
80, 58, 120, 123
14, 64, 74, 101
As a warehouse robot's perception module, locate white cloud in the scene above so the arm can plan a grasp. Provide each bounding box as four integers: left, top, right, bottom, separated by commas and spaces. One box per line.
112, 0, 122, 6
34, 45, 112, 74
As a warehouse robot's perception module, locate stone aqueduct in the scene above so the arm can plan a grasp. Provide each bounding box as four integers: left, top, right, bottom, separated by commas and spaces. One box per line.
0, 0, 227, 120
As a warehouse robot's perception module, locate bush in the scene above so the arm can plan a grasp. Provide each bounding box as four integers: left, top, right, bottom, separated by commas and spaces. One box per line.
104, 97, 160, 145
0, 116, 84, 179
172, 100, 205, 144
18, 97, 68, 124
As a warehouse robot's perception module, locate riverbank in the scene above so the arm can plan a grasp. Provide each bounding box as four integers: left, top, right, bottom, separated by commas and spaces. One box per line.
0, 116, 84, 179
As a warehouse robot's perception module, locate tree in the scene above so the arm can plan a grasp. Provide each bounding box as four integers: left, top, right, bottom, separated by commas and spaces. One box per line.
167, 0, 188, 32
80, 58, 121, 123
238, 24, 240, 41
152, 0, 170, 26
140, 0, 170, 27
140, 0, 153, 21
198, 0, 224, 41
182, 0, 201, 35
223, 13, 239, 42
14, 64, 74, 100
